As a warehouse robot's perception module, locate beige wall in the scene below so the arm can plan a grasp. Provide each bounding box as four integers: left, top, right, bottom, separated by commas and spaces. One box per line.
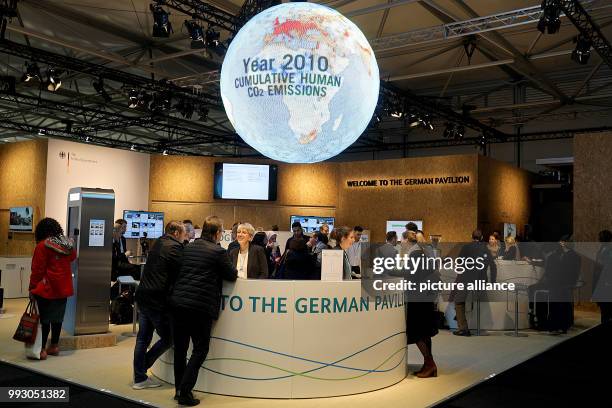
477, 155, 531, 238
336, 155, 479, 242
149, 154, 493, 242
149, 156, 338, 230
0, 140, 48, 256
574, 132, 612, 241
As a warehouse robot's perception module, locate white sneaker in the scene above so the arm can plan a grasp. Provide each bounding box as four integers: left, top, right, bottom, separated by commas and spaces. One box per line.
132, 377, 161, 390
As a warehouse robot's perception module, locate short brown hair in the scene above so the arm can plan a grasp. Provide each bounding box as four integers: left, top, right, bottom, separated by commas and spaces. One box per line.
165, 221, 185, 235
202, 216, 223, 240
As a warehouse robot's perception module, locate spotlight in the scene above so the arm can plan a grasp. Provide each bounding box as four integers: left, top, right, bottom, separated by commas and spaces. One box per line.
571, 35, 592, 65
205, 28, 220, 48
455, 125, 465, 139
151, 91, 172, 112
21, 62, 40, 83
420, 114, 434, 130
477, 134, 487, 152
93, 78, 112, 103
45, 68, 62, 91
85, 136, 91, 142
537, 0, 561, 35
130, 145, 136, 151
150, 3, 172, 38
185, 20, 205, 49
127, 89, 140, 108
407, 113, 420, 127
162, 149, 168, 156
37, 129, 45, 136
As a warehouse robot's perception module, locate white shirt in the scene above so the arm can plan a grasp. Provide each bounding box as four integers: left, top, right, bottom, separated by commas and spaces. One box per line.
346, 240, 362, 268
236, 249, 249, 279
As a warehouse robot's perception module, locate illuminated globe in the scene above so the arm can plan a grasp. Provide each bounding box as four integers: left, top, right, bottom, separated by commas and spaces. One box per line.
220, 2, 379, 163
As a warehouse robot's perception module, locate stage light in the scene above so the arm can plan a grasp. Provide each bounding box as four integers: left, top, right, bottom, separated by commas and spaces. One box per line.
205, 28, 221, 48
46, 68, 62, 91
150, 3, 172, 37
456, 125, 465, 139
537, 0, 561, 35
85, 136, 91, 142
93, 78, 112, 102
128, 89, 140, 108
572, 35, 592, 65
162, 149, 168, 155
185, 20, 205, 49
420, 114, 434, 130
21, 62, 40, 83
130, 145, 136, 151
407, 113, 420, 127
37, 129, 45, 136
443, 123, 455, 138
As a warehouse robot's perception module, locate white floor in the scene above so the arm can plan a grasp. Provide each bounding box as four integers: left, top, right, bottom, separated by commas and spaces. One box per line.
0, 298, 599, 408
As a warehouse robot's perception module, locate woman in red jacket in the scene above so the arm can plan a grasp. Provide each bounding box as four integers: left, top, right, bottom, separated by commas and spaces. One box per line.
29, 218, 76, 360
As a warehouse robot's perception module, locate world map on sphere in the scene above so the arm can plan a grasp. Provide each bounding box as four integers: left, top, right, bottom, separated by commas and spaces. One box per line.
220, 3, 380, 163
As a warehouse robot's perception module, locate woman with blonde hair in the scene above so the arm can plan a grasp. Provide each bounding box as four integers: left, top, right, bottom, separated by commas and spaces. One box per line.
229, 223, 268, 279
503, 236, 521, 260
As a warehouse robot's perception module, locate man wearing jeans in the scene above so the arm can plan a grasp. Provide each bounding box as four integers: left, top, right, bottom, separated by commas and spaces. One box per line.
169, 216, 237, 406
132, 221, 186, 389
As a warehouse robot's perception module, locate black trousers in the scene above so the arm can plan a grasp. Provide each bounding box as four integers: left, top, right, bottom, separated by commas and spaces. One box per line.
172, 308, 213, 394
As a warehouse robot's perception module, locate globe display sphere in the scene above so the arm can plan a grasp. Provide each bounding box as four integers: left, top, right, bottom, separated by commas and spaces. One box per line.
220, 3, 379, 163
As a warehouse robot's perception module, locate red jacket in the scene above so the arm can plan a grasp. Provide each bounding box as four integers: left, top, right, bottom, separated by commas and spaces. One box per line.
30, 238, 76, 299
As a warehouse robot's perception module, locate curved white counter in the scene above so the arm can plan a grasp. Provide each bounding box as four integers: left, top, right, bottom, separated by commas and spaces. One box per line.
152, 279, 406, 398
442, 261, 544, 330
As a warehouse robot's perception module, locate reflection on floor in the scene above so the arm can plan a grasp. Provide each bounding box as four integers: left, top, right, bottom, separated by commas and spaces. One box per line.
0, 298, 600, 408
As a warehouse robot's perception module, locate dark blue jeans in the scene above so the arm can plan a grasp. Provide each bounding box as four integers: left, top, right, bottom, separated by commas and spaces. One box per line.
133, 306, 173, 383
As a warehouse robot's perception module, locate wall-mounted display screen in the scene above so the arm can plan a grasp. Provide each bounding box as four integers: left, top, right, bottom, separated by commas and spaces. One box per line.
386, 220, 424, 239
123, 211, 164, 239
9, 207, 34, 231
213, 163, 278, 201
290, 215, 335, 234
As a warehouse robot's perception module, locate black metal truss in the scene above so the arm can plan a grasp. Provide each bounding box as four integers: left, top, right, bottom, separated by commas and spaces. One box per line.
0, 38, 220, 106
377, 81, 509, 141
0, 92, 237, 147
0, 118, 196, 155
560, 0, 612, 70
346, 126, 612, 153
162, 0, 237, 34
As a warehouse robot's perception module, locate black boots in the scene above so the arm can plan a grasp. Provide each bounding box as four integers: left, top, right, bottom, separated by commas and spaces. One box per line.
176, 391, 200, 406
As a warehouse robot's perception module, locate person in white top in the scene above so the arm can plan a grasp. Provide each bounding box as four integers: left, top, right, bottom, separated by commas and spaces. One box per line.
229, 223, 268, 279
346, 226, 364, 278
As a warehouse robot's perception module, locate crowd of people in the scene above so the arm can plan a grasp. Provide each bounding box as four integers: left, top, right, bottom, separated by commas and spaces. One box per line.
23, 213, 612, 404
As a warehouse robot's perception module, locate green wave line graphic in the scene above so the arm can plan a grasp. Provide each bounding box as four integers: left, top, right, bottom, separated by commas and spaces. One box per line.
203, 346, 407, 381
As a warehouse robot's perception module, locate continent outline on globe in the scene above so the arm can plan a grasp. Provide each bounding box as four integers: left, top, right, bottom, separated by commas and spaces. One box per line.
220, 2, 379, 163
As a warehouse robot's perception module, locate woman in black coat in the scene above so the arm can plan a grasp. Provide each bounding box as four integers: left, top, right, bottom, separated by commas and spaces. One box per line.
229, 223, 268, 279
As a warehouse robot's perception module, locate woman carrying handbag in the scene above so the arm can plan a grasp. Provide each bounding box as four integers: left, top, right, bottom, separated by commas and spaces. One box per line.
28, 218, 76, 360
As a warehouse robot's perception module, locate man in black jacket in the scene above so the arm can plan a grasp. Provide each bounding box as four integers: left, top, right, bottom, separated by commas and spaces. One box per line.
132, 221, 186, 390
170, 215, 237, 406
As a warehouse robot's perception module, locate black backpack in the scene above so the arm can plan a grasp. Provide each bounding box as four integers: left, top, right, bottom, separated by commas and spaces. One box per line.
110, 291, 133, 324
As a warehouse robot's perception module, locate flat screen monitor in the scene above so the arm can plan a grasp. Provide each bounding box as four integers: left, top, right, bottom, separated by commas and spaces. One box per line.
213, 163, 277, 201
290, 215, 335, 234
9, 206, 33, 231
123, 211, 164, 239
386, 220, 424, 239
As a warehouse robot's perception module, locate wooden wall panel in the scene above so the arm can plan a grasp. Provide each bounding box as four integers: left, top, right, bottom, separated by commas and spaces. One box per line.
336, 155, 479, 242
477, 155, 532, 237
574, 132, 612, 241
0, 140, 48, 256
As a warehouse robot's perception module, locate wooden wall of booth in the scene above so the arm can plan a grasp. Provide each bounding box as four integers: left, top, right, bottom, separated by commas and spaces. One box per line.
149, 153, 531, 243
574, 132, 612, 242
0, 139, 48, 256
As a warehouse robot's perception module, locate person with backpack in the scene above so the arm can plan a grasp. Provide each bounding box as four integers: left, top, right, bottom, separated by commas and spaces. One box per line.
132, 221, 186, 390
29, 218, 77, 360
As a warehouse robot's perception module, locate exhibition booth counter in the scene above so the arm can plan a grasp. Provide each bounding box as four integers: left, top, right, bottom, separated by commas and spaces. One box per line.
442, 260, 544, 330
152, 279, 407, 398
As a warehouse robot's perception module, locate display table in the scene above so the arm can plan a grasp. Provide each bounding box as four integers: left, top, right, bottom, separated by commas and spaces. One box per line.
152, 279, 406, 398
442, 261, 544, 331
